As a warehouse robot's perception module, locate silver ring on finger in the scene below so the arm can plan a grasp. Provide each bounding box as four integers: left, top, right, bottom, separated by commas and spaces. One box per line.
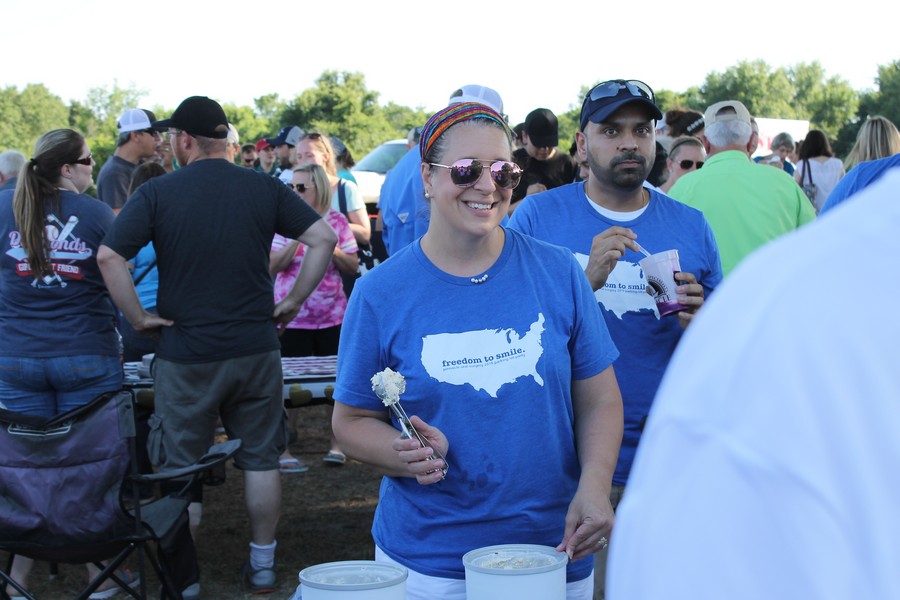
597, 536, 608, 549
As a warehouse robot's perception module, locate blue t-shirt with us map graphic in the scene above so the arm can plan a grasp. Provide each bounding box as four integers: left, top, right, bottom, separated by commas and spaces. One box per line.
335, 227, 618, 583
509, 182, 723, 486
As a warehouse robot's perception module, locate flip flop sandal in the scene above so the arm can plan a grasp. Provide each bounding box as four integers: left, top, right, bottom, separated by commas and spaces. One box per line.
278, 458, 309, 473
322, 451, 346, 466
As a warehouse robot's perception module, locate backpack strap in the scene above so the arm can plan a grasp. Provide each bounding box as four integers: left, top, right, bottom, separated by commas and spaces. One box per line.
133, 259, 158, 286
337, 179, 348, 218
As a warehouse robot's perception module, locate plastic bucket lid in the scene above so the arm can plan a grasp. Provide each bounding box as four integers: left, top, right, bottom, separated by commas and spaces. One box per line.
299, 561, 408, 591
463, 544, 568, 575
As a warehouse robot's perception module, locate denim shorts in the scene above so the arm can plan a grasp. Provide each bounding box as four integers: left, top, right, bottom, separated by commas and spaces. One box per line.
0, 355, 123, 418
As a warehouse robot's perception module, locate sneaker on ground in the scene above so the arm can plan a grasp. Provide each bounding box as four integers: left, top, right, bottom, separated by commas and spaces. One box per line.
181, 582, 201, 600
159, 582, 200, 600
242, 560, 277, 595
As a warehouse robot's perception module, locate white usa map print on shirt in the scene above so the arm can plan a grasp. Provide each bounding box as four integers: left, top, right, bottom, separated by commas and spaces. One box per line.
420, 314, 545, 398
573, 252, 658, 319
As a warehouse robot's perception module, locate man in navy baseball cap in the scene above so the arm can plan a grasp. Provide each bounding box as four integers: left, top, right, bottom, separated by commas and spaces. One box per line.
264, 126, 304, 181
509, 79, 720, 600
580, 79, 662, 131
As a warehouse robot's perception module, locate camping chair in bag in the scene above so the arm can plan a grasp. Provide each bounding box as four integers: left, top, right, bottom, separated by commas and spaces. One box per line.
0, 389, 240, 600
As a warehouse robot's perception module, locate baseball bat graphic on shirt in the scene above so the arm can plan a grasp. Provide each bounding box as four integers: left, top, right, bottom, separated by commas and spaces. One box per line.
48, 215, 79, 241
40, 214, 80, 287
57, 215, 79, 240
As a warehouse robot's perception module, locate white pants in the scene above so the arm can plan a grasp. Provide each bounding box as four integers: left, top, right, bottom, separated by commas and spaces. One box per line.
375, 546, 594, 600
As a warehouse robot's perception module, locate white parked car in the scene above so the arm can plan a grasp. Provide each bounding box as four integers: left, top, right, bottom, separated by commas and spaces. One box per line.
350, 139, 409, 208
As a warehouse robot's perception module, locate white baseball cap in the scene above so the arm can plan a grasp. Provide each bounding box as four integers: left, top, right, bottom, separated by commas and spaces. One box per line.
117, 108, 154, 133
448, 85, 504, 115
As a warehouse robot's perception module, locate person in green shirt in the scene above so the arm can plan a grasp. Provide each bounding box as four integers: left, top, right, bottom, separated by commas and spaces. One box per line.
669, 100, 816, 277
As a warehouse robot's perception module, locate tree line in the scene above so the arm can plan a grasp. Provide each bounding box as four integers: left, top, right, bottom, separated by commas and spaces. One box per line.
2, 60, 897, 172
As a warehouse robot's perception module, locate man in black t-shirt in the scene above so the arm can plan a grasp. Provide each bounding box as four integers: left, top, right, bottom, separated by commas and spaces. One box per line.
509, 107, 576, 214
98, 96, 336, 596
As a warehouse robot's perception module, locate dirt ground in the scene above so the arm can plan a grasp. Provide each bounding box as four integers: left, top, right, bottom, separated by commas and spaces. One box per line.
3, 404, 382, 599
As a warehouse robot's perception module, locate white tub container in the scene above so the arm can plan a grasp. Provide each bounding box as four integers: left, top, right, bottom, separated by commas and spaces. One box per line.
295, 560, 407, 599
463, 544, 568, 600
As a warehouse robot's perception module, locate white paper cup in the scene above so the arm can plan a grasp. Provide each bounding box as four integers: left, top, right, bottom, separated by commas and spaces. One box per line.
297, 561, 407, 599
639, 249, 687, 317
463, 544, 568, 600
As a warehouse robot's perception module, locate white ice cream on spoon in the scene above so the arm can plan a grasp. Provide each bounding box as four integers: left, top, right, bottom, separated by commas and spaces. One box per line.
371, 368, 406, 406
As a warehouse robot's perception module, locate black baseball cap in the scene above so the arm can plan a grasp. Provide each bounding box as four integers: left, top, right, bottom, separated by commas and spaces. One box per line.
524, 108, 558, 148
580, 80, 662, 131
152, 96, 229, 139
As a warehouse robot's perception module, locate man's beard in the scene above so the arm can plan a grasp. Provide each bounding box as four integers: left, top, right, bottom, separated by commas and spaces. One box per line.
592, 152, 651, 189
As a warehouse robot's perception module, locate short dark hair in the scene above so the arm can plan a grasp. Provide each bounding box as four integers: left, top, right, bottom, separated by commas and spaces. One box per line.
128, 161, 167, 195
798, 130, 833, 160
647, 142, 669, 188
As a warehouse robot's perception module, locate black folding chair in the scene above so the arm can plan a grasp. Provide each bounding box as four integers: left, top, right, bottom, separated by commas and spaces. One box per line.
0, 390, 240, 600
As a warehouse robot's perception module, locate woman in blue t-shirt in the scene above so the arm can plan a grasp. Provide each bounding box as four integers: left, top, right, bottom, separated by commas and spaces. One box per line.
332, 103, 624, 600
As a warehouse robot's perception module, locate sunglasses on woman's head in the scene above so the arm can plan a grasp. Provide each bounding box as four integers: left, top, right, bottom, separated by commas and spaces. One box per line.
291, 183, 312, 193
72, 153, 93, 166
428, 159, 522, 190
678, 160, 703, 170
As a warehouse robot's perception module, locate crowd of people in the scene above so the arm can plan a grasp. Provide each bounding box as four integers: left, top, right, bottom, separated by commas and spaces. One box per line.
1, 80, 898, 600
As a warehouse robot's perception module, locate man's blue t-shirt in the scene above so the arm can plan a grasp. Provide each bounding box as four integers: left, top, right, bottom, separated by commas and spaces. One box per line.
377, 147, 428, 256
334, 228, 618, 582
509, 183, 722, 485
820, 154, 900, 214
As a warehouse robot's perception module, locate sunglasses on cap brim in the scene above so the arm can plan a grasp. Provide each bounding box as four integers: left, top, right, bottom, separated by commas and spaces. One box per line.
587, 79, 655, 103
581, 80, 657, 128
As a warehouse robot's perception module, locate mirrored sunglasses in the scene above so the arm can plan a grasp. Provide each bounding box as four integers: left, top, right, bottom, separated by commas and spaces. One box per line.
679, 160, 703, 170
428, 159, 522, 190
588, 79, 655, 104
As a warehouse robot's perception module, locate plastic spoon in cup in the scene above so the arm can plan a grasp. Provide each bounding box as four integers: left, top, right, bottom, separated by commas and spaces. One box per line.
633, 241, 653, 258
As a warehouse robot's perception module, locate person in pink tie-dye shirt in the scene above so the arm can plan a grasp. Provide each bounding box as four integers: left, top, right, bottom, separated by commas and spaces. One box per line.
271, 163, 358, 470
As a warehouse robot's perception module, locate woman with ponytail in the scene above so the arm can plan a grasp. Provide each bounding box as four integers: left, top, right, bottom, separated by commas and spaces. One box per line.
0, 128, 121, 415
0, 129, 132, 598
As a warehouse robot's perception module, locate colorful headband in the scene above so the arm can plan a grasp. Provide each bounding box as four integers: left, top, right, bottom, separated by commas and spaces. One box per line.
419, 102, 512, 161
